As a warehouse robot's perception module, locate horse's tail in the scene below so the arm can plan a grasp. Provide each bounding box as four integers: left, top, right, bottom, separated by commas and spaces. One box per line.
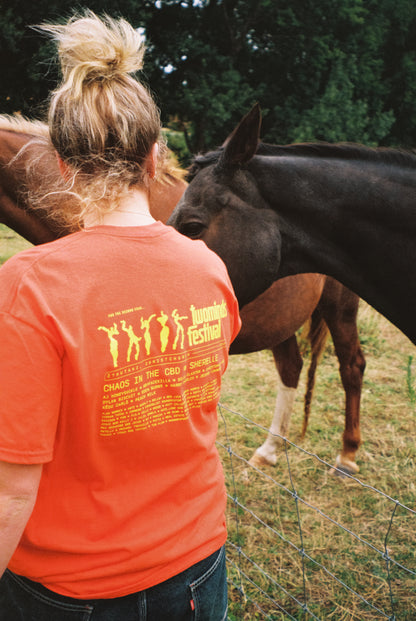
301, 310, 329, 438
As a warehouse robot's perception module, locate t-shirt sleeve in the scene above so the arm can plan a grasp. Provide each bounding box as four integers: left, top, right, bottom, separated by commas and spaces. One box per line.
0, 312, 62, 464
227, 286, 242, 343
213, 252, 242, 343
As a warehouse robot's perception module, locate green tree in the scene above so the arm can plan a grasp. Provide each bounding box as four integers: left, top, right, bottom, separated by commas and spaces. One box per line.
0, 0, 147, 115
291, 51, 395, 144
140, 0, 258, 152
1, 0, 415, 154
139, 0, 416, 148
249, 0, 401, 144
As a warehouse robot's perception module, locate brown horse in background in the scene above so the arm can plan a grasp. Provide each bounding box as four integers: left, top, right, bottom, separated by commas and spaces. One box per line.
0, 115, 365, 474
0, 116, 186, 244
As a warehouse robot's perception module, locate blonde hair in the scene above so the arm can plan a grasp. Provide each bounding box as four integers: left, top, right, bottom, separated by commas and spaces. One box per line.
35, 11, 166, 226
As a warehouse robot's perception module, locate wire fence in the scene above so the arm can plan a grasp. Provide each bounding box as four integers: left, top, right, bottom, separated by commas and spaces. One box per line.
217, 403, 416, 621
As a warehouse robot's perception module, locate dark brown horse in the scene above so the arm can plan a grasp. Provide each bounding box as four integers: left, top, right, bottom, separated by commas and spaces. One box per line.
0, 115, 365, 474
169, 104, 416, 344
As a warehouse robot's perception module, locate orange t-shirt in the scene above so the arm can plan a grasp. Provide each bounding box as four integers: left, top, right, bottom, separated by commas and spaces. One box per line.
0, 222, 241, 598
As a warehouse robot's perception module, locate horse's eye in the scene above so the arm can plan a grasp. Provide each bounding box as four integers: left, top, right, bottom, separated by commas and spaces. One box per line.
179, 221, 206, 239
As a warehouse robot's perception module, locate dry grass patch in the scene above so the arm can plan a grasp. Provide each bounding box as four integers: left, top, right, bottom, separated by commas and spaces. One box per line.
220, 302, 415, 619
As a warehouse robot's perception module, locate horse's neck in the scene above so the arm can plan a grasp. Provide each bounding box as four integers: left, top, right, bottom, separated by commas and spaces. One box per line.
0, 129, 63, 244
257, 155, 416, 264
0, 129, 30, 166
256, 155, 416, 342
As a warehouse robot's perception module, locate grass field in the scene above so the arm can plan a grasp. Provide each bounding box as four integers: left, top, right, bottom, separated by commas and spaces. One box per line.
1, 224, 415, 619
218, 285, 416, 618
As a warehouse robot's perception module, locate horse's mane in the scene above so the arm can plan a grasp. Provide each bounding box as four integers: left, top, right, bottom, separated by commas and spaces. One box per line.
189, 140, 416, 177
0, 114, 48, 137
257, 141, 416, 168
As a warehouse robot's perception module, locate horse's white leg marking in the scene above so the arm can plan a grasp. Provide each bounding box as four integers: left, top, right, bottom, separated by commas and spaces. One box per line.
249, 376, 296, 467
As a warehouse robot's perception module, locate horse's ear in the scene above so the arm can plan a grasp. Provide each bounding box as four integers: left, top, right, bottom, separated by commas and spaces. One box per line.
216, 103, 261, 170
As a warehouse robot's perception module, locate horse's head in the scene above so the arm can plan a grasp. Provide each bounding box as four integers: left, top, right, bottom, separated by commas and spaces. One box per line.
168, 105, 282, 308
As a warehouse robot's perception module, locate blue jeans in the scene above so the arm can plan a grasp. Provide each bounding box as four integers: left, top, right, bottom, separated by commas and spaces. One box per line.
0, 545, 227, 621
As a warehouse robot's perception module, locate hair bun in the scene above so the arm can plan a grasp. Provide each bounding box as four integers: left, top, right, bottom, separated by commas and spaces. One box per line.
38, 11, 145, 94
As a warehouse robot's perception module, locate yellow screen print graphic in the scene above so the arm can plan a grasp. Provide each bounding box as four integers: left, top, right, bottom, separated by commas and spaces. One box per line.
98, 301, 228, 436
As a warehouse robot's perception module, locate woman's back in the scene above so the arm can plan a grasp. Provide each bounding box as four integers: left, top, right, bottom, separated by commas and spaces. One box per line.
0, 221, 239, 597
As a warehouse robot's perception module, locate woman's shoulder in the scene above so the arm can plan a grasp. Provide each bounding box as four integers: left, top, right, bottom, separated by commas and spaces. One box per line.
2, 232, 80, 268
0, 232, 84, 294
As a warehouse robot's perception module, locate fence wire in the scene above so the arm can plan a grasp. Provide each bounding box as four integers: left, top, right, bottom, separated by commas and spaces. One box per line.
217, 403, 416, 621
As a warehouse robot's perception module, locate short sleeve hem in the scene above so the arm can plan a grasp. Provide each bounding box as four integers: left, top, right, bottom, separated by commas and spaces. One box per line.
0, 447, 54, 465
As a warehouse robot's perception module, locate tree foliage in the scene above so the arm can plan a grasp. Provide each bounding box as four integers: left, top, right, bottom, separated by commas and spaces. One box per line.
1, 0, 415, 158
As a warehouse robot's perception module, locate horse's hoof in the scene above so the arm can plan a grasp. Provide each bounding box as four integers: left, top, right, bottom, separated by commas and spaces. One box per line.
330, 465, 351, 478
330, 456, 359, 477
248, 452, 274, 468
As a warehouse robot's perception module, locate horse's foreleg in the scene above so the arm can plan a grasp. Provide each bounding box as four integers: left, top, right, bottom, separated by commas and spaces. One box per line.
249, 336, 302, 467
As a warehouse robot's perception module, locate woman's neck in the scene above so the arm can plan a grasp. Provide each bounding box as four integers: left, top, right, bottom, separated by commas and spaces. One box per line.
85, 187, 156, 227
